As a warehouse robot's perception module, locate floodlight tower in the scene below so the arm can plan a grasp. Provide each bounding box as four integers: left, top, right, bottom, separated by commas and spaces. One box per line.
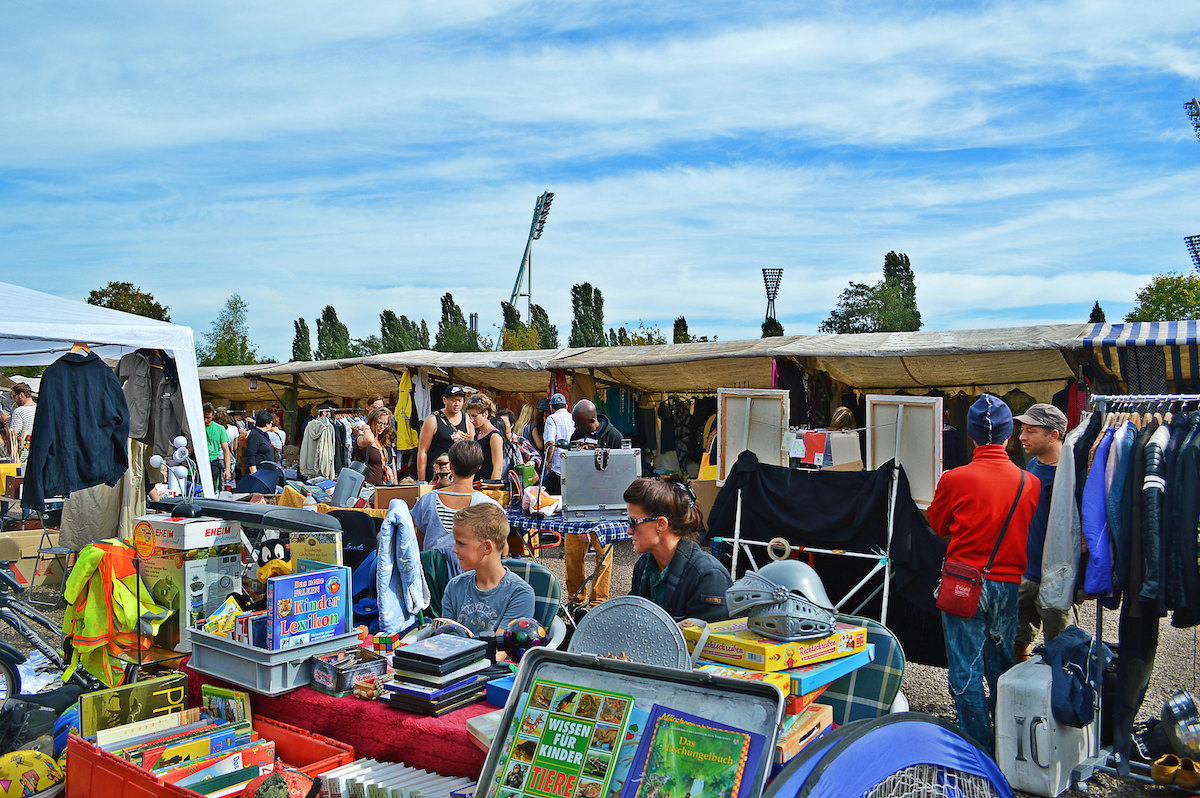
1187, 98, 1200, 142
1186, 235, 1200, 273
510, 191, 554, 321
762, 268, 783, 320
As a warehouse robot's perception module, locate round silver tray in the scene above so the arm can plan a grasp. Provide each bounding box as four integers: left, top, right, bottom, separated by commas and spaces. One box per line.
567, 595, 691, 670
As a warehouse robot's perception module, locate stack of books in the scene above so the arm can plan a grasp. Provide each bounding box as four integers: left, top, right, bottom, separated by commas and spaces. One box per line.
382, 635, 490, 716
318, 758, 475, 798
90, 704, 272, 797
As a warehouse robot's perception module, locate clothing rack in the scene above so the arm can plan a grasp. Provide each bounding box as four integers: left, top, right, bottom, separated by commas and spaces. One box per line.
1070, 392, 1200, 788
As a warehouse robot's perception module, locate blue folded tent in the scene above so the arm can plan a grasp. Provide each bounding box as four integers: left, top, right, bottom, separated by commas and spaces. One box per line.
766, 713, 1011, 798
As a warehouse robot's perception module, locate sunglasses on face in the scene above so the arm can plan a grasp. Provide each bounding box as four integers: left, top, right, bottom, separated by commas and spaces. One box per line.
626, 515, 660, 529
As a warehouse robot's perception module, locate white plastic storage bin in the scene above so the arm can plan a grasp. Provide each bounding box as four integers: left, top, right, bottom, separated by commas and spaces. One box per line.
995, 655, 1094, 797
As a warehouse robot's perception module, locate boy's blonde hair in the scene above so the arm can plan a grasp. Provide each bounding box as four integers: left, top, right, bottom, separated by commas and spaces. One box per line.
454, 503, 509, 549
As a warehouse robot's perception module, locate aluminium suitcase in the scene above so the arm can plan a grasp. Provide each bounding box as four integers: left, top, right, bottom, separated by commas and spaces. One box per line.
995, 655, 1094, 797
560, 447, 641, 522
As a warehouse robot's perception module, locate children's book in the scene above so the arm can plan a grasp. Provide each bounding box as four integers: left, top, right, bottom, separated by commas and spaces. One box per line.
484, 678, 635, 798
79, 672, 188, 736
143, 727, 237, 771
95, 707, 203, 749
266, 566, 351, 650
618, 705, 766, 798
606, 704, 650, 798
201, 685, 253, 725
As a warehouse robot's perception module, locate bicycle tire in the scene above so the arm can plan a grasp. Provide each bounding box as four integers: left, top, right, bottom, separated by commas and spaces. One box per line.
0, 658, 21, 703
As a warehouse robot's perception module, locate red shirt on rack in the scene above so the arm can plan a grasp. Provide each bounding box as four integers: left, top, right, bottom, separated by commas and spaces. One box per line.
926, 444, 1041, 583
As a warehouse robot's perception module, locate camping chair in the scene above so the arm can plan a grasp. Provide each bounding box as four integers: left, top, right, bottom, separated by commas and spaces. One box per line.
818, 613, 907, 725
502, 557, 567, 649
30, 510, 73, 608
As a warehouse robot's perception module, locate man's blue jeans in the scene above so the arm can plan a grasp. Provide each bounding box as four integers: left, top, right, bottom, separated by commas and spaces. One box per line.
942, 579, 1018, 753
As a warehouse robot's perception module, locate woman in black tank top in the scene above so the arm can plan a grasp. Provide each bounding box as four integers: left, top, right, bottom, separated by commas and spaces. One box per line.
418, 385, 469, 481
466, 393, 507, 481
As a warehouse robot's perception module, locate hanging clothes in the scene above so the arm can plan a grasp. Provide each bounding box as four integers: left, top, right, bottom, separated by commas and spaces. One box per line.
1079, 427, 1115, 597
117, 349, 187, 457
412, 368, 433, 422
23, 351, 130, 512
394, 371, 420, 451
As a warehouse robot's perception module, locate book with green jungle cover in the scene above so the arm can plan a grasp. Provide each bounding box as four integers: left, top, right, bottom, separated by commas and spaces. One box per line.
486, 678, 634, 798
79, 672, 187, 737
618, 705, 765, 798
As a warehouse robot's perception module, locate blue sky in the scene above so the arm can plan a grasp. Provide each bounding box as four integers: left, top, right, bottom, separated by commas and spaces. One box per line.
3, 1, 1199, 360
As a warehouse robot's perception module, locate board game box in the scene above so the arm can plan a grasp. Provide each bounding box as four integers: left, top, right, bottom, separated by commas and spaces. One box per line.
681, 619, 867, 672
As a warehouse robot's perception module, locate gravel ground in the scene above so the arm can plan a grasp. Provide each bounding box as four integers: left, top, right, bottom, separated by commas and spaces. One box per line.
12, 539, 1199, 795
537, 539, 1200, 796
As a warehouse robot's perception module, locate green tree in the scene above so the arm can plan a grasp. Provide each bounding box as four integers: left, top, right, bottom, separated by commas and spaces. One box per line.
380, 310, 429, 352
568, 283, 606, 347
819, 282, 879, 334
762, 318, 785, 337
197, 294, 258, 366
315, 305, 353, 360
433, 293, 481, 352
529, 304, 559, 349
1089, 301, 1106, 323
87, 281, 170, 321
877, 251, 921, 332
673, 316, 690, 344
820, 251, 922, 334
1126, 273, 1200, 321
500, 301, 542, 350
292, 318, 312, 361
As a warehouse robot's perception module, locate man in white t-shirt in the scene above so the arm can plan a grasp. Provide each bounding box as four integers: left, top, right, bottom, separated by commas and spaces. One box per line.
541, 393, 574, 494
9, 383, 36, 469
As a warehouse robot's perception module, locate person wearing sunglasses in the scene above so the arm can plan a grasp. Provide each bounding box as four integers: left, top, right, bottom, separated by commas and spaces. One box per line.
624, 476, 731, 622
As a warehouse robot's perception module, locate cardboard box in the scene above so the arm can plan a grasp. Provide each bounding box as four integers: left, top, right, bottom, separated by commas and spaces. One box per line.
775, 703, 833, 764
140, 544, 243, 652
0, 530, 63, 587
371, 484, 431, 511
691, 479, 721, 524
682, 619, 868, 672
128, 514, 241, 553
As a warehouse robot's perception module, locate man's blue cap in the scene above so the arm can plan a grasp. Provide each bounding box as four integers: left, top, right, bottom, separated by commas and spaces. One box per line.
550, 392, 567, 407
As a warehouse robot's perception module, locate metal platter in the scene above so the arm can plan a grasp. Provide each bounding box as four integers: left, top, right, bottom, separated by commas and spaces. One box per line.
567, 595, 691, 669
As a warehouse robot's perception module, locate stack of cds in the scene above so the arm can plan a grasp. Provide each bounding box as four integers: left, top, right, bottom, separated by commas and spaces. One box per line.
383, 635, 490, 716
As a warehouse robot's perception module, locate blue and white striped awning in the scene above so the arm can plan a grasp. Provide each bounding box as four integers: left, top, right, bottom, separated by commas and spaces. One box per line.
1083, 321, 1200, 348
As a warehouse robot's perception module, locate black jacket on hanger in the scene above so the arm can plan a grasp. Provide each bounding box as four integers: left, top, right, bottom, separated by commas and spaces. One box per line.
1166, 414, 1200, 626
22, 351, 130, 511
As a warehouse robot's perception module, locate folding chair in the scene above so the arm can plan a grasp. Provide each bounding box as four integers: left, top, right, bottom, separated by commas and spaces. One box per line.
31, 515, 74, 608
819, 613, 907, 725
502, 557, 567, 649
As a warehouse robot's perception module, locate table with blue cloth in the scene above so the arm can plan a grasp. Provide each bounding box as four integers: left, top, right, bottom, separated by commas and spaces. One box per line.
504, 507, 630, 546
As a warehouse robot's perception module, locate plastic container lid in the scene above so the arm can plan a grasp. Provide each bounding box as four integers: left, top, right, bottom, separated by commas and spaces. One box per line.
567, 595, 691, 669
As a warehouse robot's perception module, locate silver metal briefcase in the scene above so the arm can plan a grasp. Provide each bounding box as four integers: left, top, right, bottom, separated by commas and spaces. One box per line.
560, 447, 641, 522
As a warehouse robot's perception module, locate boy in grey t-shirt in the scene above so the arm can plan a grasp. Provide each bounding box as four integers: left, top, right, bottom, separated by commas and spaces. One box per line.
442, 503, 535, 635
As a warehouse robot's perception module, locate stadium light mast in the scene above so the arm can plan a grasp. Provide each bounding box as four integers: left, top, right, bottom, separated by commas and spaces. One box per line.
509, 191, 554, 321
1186, 235, 1200, 273
762, 268, 783, 321
1187, 98, 1200, 142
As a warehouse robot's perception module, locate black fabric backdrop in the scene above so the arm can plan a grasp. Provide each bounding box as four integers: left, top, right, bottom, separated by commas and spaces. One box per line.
708, 450, 948, 667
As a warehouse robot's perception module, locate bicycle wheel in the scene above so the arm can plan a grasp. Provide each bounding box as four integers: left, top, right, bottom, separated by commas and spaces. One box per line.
0, 658, 21, 702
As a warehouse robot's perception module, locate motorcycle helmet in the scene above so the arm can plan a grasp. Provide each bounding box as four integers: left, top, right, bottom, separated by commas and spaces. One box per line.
725, 559, 836, 642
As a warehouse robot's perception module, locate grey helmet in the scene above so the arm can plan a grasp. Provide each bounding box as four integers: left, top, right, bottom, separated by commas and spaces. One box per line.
725, 559, 836, 642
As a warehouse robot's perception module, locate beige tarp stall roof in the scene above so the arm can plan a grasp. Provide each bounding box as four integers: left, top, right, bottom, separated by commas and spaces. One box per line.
365, 349, 587, 394
198, 322, 1128, 401
768, 324, 1085, 393
199, 358, 404, 403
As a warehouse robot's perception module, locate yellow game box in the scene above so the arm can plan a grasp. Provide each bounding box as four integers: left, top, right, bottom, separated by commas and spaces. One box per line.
682, 619, 867, 672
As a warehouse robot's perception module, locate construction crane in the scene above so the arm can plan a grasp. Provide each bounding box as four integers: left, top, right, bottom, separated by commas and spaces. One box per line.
510, 191, 554, 319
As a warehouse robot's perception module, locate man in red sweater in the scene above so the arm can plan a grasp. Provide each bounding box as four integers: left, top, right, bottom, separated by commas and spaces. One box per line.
927, 394, 1041, 754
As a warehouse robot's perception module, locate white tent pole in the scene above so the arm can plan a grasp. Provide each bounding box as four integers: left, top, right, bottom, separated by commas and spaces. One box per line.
731, 489, 744, 576
881, 404, 904, 625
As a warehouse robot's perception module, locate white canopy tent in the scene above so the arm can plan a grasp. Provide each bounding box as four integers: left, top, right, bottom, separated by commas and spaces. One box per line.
0, 282, 213, 496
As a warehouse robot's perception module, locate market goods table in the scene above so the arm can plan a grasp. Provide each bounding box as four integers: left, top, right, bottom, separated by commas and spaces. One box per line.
504, 507, 630, 545
184, 663, 492, 778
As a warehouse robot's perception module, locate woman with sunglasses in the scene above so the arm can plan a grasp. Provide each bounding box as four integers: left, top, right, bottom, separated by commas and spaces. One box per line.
623, 476, 732, 622
465, 393, 507, 482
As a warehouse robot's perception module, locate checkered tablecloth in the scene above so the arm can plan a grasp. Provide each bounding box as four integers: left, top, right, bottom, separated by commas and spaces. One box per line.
505, 507, 630, 545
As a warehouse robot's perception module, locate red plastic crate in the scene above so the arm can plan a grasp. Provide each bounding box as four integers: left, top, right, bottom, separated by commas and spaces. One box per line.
67, 715, 355, 797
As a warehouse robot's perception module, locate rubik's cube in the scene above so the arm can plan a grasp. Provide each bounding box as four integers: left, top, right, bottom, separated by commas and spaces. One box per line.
372, 632, 401, 655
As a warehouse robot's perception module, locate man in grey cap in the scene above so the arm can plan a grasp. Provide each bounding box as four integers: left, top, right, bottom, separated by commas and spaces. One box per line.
1013, 402, 1072, 661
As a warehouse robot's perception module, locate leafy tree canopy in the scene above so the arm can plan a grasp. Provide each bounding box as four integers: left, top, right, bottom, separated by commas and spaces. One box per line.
380, 310, 429, 352
433, 293, 482, 352
529, 304, 559, 349
819, 251, 922, 334
198, 294, 258, 366
1126, 273, 1200, 322
1089, 301, 1106, 323
87, 281, 170, 321
762, 317, 784, 338
315, 305, 353, 360
568, 283, 606, 347
292, 318, 312, 361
